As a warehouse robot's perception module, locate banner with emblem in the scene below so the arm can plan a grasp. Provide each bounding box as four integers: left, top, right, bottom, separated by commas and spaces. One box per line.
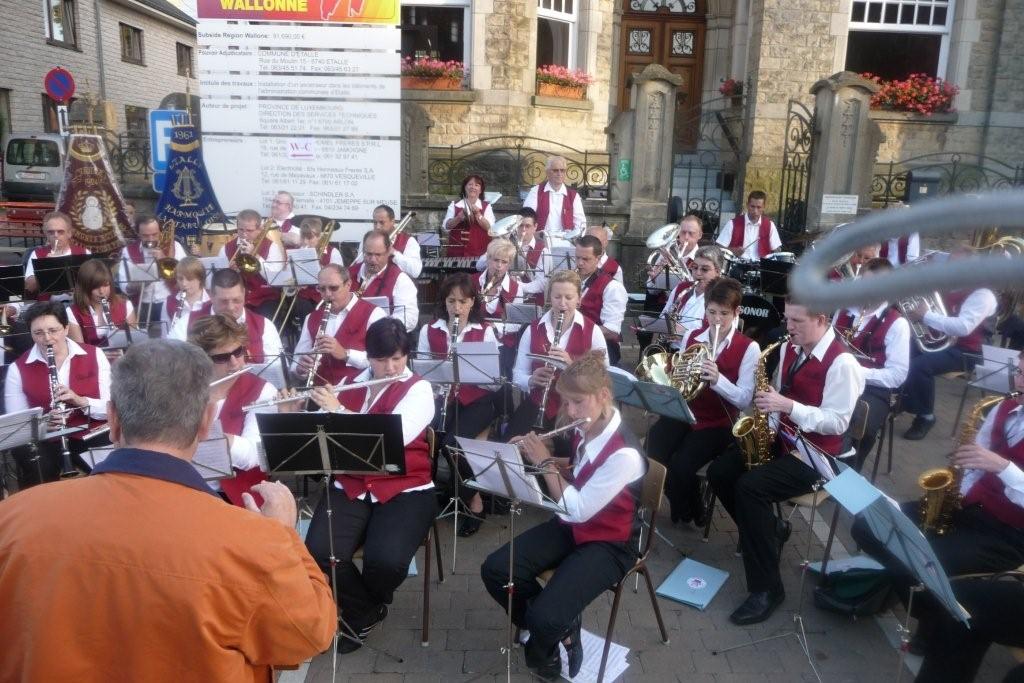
56, 134, 134, 254
155, 123, 225, 248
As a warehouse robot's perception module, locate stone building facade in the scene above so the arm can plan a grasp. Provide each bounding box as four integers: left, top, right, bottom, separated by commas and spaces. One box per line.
0, 0, 197, 137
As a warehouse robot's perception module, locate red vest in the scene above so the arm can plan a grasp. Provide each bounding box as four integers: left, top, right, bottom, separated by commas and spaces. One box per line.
528, 315, 596, 420
217, 371, 271, 507
852, 307, 903, 370
579, 271, 614, 337
730, 215, 774, 258
535, 183, 577, 231
942, 290, 986, 354
224, 236, 278, 307
478, 274, 521, 346
599, 257, 620, 280
684, 328, 755, 429
565, 430, 641, 545
393, 232, 410, 254
777, 336, 848, 456
524, 238, 546, 306
188, 303, 268, 363
670, 281, 697, 319
448, 201, 491, 257
303, 298, 377, 386
71, 297, 129, 346
16, 344, 102, 430
335, 375, 432, 503
426, 322, 492, 405
348, 262, 402, 314
880, 236, 910, 265
963, 400, 1024, 530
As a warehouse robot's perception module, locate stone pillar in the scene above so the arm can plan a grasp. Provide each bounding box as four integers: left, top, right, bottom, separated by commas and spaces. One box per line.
627, 64, 682, 239
805, 72, 881, 232
605, 110, 634, 208
401, 102, 433, 198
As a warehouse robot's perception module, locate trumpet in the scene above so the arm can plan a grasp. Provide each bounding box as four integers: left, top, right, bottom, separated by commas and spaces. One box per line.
389, 211, 415, 242
232, 218, 279, 274
535, 310, 566, 429
243, 375, 401, 411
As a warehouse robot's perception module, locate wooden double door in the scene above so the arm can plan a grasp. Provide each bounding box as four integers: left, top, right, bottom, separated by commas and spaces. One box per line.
618, 1, 706, 150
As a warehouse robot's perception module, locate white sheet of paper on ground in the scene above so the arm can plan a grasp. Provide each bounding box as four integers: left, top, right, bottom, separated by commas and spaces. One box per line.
558, 628, 629, 683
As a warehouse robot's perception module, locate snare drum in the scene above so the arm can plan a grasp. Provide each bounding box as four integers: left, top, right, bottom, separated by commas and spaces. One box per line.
765, 251, 796, 264
199, 220, 236, 257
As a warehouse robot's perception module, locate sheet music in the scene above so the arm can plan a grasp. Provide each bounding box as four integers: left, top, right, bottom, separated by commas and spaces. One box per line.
193, 420, 235, 480
362, 295, 389, 310
266, 247, 320, 287
454, 340, 500, 384
105, 326, 146, 350
247, 357, 288, 391
0, 408, 45, 450
637, 314, 672, 334
119, 257, 160, 284
455, 437, 564, 512
526, 352, 568, 371
416, 233, 441, 247
411, 357, 454, 384
506, 303, 543, 325
558, 628, 630, 683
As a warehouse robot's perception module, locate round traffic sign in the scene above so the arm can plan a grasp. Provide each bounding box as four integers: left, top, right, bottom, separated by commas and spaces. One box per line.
44, 67, 76, 103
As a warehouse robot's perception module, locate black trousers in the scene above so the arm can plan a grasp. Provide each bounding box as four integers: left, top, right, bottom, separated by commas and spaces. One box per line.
916, 577, 1024, 683
480, 518, 634, 666
707, 446, 821, 593
606, 339, 621, 367
305, 486, 437, 628
436, 394, 496, 505
646, 418, 732, 522
851, 502, 1024, 618
851, 386, 894, 469
902, 346, 975, 416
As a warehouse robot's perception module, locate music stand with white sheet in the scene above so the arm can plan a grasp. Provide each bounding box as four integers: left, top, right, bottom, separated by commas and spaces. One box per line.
266, 247, 320, 288
247, 353, 289, 391
81, 426, 234, 482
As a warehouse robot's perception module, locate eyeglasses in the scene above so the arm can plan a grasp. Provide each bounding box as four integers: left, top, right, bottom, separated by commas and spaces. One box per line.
316, 284, 343, 293
549, 168, 567, 174
31, 327, 64, 338
208, 346, 246, 364
1012, 367, 1024, 378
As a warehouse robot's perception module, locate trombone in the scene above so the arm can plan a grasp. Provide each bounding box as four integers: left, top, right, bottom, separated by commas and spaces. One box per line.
271, 219, 337, 332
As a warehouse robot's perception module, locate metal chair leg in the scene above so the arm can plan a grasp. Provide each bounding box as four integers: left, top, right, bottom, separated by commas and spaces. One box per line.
641, 566, 670, 644
885, 412, 895, 475
422, 529, 431, 647
598, 582, 625, 683
433, 520, 445, 582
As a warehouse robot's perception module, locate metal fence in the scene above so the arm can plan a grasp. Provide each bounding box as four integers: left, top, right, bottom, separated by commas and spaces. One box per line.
872, 153, 1024, 207
427, 135, 609, 200
106, 134, 152, 186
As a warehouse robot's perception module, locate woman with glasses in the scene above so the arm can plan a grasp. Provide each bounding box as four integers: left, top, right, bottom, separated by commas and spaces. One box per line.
188, 314, 277, 506
442, 174, 494, 258
3, 301, 111, 486
66, 258, 137, 349
657, 245, 726, 345
290, 264, 386, 387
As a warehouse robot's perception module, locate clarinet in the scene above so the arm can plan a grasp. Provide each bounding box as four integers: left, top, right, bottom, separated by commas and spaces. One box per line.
534, 310, 566, 429
305, 300, 333, 389
46, 344, 79, 479
438, 317, 460, 430
169, 290, 188, 331
100, 296, 113, 336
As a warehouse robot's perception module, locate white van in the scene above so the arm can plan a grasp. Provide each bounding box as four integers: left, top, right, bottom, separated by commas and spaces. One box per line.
1, 132, 66, 201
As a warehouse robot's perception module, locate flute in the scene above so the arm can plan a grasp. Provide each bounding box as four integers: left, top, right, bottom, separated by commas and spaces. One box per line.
242, 375, 400, 411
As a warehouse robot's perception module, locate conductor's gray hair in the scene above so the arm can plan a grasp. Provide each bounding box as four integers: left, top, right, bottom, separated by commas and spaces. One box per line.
111, 339, 213, 449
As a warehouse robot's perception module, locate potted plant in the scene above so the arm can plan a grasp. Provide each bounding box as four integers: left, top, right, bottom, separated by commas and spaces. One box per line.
536, 65, 594, 100
401, 56, 465, 90
719, 78, 743, 107
861, 72, 958, 116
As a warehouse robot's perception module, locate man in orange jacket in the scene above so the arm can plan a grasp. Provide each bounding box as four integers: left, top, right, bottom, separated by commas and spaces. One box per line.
0, 339, 335, 682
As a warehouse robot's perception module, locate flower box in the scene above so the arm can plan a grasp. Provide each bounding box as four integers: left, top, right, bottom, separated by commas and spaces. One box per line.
401, 75, 463, 91
537, 82, 586, 100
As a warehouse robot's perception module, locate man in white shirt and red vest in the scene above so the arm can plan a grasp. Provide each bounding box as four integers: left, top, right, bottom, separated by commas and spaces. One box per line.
716, 190, 782, 260
349, 231, 419, 332
24, 211, 90, 298
880, 233, 920, 267
901, 250, 998, 440
575, 235, 628, 366
117, 214, 187, 328
585, 224, 624, 283
349, 204, 422, 279
292, 264, 385, 387
168, 268, 283, 363
833, 258, 911, 464
853, 353, 1024, 655
476, 207, 550, 305
708, 303, 864, 624
218, 209, 286, 321
270, 190, 300, 247
522, 155, 587, 244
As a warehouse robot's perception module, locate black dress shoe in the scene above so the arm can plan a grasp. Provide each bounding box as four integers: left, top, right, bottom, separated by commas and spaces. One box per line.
903, 416, 936, 441
457, 512, 484, 537
729, 590, 785, 625
562, 614, 584, 678
337, 604, 389, 653
533, 655, 562, 682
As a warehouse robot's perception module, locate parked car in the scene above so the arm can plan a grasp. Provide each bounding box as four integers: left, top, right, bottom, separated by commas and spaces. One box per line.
1, 132, 66, 201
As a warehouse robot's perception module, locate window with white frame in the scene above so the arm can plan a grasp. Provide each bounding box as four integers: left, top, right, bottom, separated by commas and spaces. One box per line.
845, 0, 954, 80
401, 0, 471, 70
43, 0, 79, 48
537, 0, 578, 69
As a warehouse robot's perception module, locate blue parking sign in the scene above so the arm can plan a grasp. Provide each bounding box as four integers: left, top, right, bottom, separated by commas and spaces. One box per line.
149, 110, 185, 192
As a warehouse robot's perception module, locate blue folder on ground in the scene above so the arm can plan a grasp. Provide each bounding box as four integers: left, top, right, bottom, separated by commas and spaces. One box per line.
656, 558, 729, 610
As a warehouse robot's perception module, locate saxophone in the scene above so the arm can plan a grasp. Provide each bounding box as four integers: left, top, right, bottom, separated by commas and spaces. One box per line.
918, 390, 1022, 535
731, 335, 790, 469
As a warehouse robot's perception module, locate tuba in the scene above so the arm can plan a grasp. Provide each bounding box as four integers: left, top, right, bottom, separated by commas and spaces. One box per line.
918, 390, 1022, 535
895, 290, 955, 353
732, 335, 790, 469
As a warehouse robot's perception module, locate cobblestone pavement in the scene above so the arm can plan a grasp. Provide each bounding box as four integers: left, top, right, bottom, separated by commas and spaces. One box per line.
292, 366, 1017, 682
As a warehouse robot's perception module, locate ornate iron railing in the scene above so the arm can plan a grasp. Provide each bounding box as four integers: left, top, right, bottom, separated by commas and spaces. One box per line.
427, 135, 609, 200
105, 134, 152, 186
777, 99, 815, 239
871, 153, 1024, 206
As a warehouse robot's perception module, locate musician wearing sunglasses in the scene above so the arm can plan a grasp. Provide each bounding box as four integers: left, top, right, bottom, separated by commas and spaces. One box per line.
286, 318, 436, 654
291, 264, 385, 387
708, 303, 864, 625
169, 269, 283, 364
508, 270, 608, 438
658, 245, 725, 346
575, 235, 627, 366
188, 315, 277, 506
349, 231, 419, 332
481, 352, 645, 681
288, 218, 347, 327
4, 301, 111, 486
646, 278, 758, 526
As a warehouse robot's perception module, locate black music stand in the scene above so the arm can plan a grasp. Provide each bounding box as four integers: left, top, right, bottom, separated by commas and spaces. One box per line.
0, 408, 44, 497
33, 254, 92, 297
759, 257, 793, 298
257, 411, 406, 675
